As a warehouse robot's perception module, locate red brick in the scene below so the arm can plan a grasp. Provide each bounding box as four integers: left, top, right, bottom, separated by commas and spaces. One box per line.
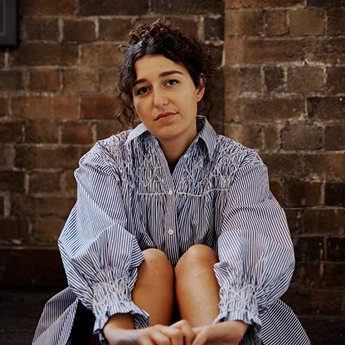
327, 8, 345, 36
34, 218, 65, 242
80, 43, 122, 67
327, 67, 345, 94
281, 124, 323, 150
78, 0, 149, 15
284, 180, 322, 207
225, 10, 263, 37
287, 67, 324, 93
305, 153, 345, 179
0, 171, 25, 193
81, 97, 119, 120
63, 19, 96, 42
225, 39, 303, 64
325, 125, 345, 150
99, 18, 132, 41
269, 179, 284, 206
63, 170, 77, 193
0, 147, 10, 168
305, 38, 345, 64
152, 0, 223, 14
225, 97, 304, 122
325, 182, 345, 207
24, 17, 59, 41
61, 121, 94, 144
29, 172, 61, 193
29, 70, 60, 92
304, 208, 345, 235
96, 120, 123, 140
225, 0, 303, 8
308, 96, 345, 121
169, 18, 200, 38
0, 121, 23, 143
25, 120, 58, 143
0, 219, 29, 243
12, 96, 79, 119
99, 69, 118, 94
9, 43, 78, 66
224, 67, 262, 94
14, 146, 38, 169
37, 146, 82, 169
63, 69, 97, 92
224, 123, 262, 149
0, 71, 24, 91
264, 10, 288, 36
205, 17, 224, 41
21, 0, 76, 15
264, 67, 285, 93
0, 97, 8, 116
262, 124, 280, 150
260, 153, 304, 178
290, 9, 325, 36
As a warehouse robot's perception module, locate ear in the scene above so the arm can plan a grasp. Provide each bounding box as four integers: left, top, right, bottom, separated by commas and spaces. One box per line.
196, 74, 206, 102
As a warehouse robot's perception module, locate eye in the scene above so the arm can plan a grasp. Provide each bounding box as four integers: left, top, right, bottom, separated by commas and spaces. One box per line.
166, 79, 179, 86
136, 86, 149, 95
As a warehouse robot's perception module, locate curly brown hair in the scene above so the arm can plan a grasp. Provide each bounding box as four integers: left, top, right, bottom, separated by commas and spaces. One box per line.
116, 18, 217, 126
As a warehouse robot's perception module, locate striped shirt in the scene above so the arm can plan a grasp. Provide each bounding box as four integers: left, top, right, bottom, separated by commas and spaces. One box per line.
32, 116, 310, 345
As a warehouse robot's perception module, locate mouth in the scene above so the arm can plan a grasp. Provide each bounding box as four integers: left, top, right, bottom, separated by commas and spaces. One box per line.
155, 112, 176, 121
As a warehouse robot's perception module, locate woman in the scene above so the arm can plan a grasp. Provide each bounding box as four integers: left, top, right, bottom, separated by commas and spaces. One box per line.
33, 19, 310, 345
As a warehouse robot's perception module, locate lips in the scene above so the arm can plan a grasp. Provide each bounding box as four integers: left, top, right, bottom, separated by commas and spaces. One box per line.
155, 112, 176, 121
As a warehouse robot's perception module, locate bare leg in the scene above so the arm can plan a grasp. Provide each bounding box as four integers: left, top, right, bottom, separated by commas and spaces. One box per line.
175, 244, 220, 327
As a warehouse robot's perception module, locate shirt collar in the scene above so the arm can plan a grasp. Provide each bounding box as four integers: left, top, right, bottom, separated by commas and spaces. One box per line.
125, 115, 217, 159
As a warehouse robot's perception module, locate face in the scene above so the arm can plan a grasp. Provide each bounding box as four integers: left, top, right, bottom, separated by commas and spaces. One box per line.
132, 55, 205, 149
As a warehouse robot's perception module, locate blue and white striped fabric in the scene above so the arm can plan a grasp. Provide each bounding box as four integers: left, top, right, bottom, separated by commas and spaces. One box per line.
32, 116, 310, 345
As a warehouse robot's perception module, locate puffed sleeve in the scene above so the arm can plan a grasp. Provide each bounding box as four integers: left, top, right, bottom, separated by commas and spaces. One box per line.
58, 142, 149, 336
213, 155, 294, 343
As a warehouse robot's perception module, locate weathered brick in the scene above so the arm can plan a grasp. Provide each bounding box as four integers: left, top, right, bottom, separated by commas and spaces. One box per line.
99, 69, 117, 94
63, 170, 77, 193
63, 19, 96, 42
24, 17, 59, 41
308, 96, 345, 121
262, 124, 280, 150
0, 97, 8, 117
281, 124, 323, 150
325, 125, 345, 150
287, 67, 324, 93
21, 0, 76, 15
260, 153, 304, 178
225, 10, 263, 37
99, 18, 132, 41
0, 71, 24, 91
285, 208, 304, 235
327, 8, 345, 36
327, 237, 345, 261
29, 69, 60, 92
37, 146, 82, 169
284, 180, 322, 207
264, 10, 288, 36
204, 17, 224, 41
325, 182, 345, 207
29, 172, 61, 193
225, 39, 303, 64
225, 67, 262, 94
225, 97, 304, 122
167, 18, 199, 38
80, 43, 122, 67
269, 179, 284, 205
14, 146, 38, 169
0, 171, 25, 193
304, 208, 345, 235
96, 120, 123, 140
264, 67, 285, 93
224, 123, 262, 149
0, 196, 4, 215
79, 0, 149, 15
307, 0, 344, 7
152, 0, 223, 14
225, 0, 303, 8
61, 121, 94, 144
290, 9, 325, 36
327, 67, 345, 94
33, 218, 65, 242
9, 43, 79, 67
63, 69, 97, 93
0, 219, 29, 243
305, 153, 345, 179
0, 121, 23, 143
25, 120, 58, 143
81, 97, 119, 120
12, 96, 79, 119
293, 236, 324, 261
305, 38, 345, 64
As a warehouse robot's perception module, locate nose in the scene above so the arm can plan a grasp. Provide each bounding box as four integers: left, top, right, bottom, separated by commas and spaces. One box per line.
153, 87, 168, 108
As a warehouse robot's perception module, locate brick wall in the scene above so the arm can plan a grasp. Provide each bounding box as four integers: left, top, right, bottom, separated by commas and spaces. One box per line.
0, 0, 344, 317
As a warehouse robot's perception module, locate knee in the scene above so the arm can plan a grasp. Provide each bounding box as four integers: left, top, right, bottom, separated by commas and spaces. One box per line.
140, 248, 174, 279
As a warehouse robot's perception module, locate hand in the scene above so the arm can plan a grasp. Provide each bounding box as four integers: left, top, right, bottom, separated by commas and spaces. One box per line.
104, 318, 195, 345
192, 321, 248, 345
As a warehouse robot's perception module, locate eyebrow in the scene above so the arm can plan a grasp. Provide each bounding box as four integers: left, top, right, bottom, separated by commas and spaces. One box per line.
133, 70, 184, 88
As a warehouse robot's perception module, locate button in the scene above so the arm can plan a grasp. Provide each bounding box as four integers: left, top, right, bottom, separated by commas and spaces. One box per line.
168, 189, 173, 195
168, 229, 174, 235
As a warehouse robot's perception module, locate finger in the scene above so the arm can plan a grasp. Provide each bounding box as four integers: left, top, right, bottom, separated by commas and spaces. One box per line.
149, 329, 172, 345
170, 320, 195, 345
158, 326, 184, 345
